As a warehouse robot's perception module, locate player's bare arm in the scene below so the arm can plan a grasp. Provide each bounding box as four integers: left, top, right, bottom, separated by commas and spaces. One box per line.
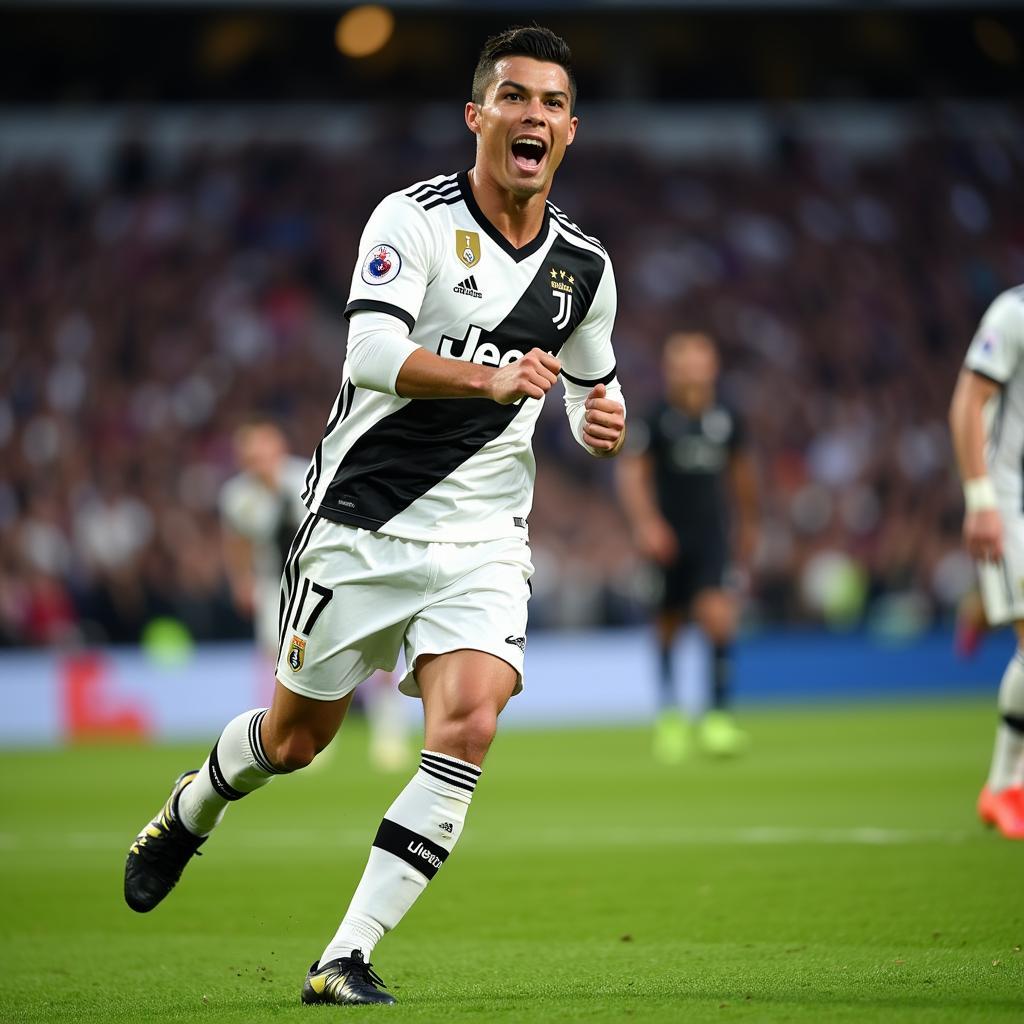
949, 367, 1003, 561
393, 346, 561, 404
615, 452, 678, 564
222, 527, 256, 616
728, 449, 760, 570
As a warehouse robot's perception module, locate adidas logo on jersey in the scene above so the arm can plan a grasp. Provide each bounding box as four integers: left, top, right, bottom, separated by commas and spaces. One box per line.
437, 324, 523, 367
453, 275, 483, 299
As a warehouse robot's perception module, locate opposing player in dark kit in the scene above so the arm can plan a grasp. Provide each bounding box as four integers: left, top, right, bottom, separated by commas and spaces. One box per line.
618, 332, 757, 761
124, 26, 627, 1003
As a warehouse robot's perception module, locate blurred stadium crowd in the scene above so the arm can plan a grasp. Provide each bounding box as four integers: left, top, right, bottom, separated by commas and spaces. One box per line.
2, 107, 1022, 648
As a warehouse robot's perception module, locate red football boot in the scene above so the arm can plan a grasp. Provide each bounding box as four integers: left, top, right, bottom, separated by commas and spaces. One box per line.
954, 592, 987, 658
978, 785, 1024, 840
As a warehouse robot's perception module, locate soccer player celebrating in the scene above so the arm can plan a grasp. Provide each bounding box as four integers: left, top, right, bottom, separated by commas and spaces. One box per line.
124, 26, 626, 1004
617, 332, 758, 761
950, 285, 1024, 840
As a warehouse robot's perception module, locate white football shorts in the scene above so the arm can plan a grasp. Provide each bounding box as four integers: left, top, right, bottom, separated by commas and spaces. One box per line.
274, 514, 533, 701
977, 503, 1024, 626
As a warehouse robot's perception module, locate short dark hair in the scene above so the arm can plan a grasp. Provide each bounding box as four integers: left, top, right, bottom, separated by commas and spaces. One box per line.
472, 25, 576, 113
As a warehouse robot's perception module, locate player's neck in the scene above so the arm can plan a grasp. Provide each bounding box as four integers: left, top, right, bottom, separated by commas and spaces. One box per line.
467, 166, 548, 249
670, 391, 713, 417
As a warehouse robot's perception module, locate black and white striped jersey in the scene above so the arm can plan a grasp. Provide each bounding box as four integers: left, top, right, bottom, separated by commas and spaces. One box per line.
964, 285, 1024, 507
301, 170, 621, 542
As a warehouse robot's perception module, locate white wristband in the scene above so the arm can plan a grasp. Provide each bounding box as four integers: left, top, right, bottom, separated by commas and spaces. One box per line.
964, 476, 998, 513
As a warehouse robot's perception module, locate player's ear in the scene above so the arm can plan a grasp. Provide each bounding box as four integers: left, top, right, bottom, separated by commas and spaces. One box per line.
566, 115, 578, 147
465, 102, 481, 136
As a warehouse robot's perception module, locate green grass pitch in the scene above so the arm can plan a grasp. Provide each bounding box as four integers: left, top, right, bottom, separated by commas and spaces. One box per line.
1, 699, 1022, 1023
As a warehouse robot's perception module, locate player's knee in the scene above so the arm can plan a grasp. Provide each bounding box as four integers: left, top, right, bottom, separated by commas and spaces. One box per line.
697, 593, 736, 641
705, 616, 733, 645
264, 731, 319, 772
434, 707, 497, 763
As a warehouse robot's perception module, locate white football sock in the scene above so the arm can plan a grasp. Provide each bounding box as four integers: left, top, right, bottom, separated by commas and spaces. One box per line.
987, 651, 1024, 792
177, 708, 283, 836
319, 750, 481, 964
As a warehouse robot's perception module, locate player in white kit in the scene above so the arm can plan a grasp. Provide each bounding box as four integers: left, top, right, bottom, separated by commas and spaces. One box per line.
220, 422, 309, 656
221, 422, 410, 771
124, 26, 627, 1002
950, 285, 1024, 840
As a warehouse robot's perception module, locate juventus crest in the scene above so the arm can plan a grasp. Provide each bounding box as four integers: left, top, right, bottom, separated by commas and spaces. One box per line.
550, 266, 574, 331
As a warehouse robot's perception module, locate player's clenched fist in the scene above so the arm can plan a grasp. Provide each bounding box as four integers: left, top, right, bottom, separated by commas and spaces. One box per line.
637, 515, 679, 565
487, 348, 561, 405
582, 383, 625, 455
964, 507, 1004, 562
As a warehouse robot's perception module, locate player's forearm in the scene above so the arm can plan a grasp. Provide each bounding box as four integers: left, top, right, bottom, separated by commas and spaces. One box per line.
222, 532, 255, 607
730, 454, 760, 525
615, 456, 662, 527
394, 347, 495, 400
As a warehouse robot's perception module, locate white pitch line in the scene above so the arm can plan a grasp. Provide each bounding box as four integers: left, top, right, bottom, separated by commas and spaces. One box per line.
0, 825, 974, 854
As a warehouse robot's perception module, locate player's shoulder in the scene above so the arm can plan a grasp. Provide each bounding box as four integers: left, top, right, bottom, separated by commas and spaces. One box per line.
219, 471, 254, 517
220, 470, 248, 501
984, 285, 1024, 325
645, 399, 673, 434
974, 286, 1024, 354
712, 396, 741, 420
545, 199, 609, 261
366, 174, 461, 244
707, 401, 744, 442
383, 172, 463, 215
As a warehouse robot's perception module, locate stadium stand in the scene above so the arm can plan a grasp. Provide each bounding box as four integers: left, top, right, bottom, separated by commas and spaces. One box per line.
1, 105, 1021, 645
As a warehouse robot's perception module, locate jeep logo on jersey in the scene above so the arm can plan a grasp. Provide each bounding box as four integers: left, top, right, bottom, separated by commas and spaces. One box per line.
360, 244, 402, 285
456, 229, 481, 269
437, 324, 524, 367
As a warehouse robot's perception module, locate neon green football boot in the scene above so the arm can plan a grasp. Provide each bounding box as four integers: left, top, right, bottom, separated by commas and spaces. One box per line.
652, 709, 692, 764
699, 711, 750, 757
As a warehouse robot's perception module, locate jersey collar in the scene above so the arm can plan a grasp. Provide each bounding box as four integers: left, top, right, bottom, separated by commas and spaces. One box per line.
457, 170, 551, 264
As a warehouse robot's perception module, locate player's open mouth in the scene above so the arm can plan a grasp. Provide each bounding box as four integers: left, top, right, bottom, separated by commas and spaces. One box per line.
510, 135, 547, 173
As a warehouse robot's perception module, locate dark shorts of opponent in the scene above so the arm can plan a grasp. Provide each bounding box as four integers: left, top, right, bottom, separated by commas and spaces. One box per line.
658, 529, 728, 612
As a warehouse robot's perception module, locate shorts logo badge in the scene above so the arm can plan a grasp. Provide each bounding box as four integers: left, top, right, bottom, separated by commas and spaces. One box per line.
288, 635, 306, 672
456, 229, 481, 269
360, 244, 402, 285
505, 634, 527, 653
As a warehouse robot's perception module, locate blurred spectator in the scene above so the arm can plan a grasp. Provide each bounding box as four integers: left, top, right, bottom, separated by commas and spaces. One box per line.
1, 110, 1021, 646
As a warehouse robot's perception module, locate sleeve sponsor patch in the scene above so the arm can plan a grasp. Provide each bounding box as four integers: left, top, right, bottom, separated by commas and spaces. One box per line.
360, 244, 402, 285
978, 330, 1000, 356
